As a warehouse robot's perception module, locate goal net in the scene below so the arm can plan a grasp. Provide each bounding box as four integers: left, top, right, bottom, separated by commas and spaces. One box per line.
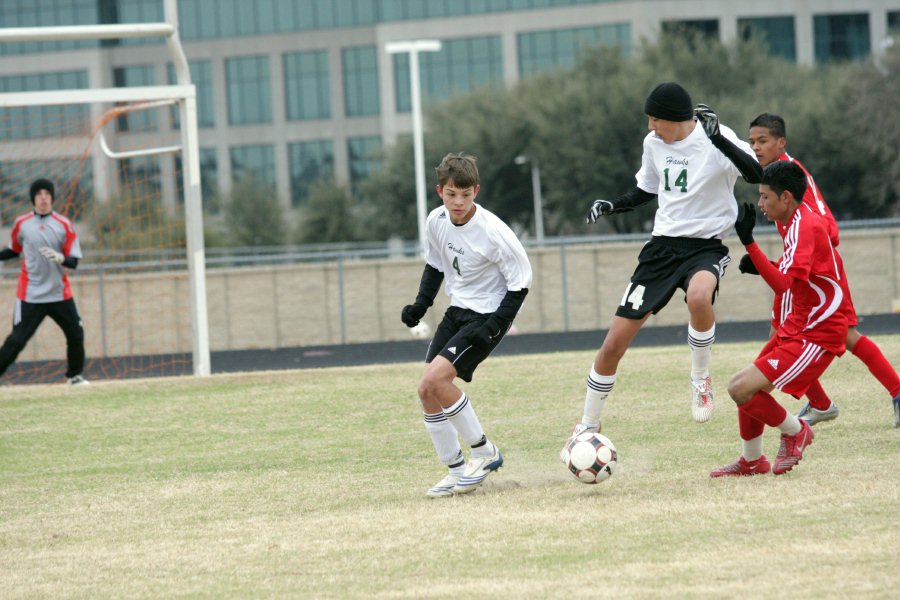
0, 98, 200, 384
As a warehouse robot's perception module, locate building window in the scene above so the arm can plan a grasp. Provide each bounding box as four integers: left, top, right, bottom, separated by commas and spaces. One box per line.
394, 35, 503, 113
887, 11, 900, 33
347, 136, 382, 192
284, 50, 332, 121
0, 0, 98, 55
814, 13, 871, 63
342, 46, 380, 117
113, 65, 158, 133
662, 19, 720, 39
120, 156, 162, 198
738, 16, 796, 61
225, 56, 273, 125
288, 140, 334, 207
518, 24, 631, 77
167, 61, 215, 129
230, 144, 276, 188
0, 71, 90, 140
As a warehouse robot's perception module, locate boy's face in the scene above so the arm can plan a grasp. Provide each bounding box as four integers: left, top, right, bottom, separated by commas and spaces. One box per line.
437, 181, 479, 225
758, 183, 792, 223
33, 189, 53, 216
648, 116, 692, 144
748, 126, 786, 167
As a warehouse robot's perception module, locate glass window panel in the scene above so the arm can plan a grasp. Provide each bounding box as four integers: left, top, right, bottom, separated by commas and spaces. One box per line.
167, 61, 215, 129
175, 148, 219, 209
814, 13, 871, 63
112, 65, 158, 132
225, 56, 272, 125
230, 144, 276, 187
343, 46, 380, 117
284, 50, 332, 120
288, 140, 334, 206
347, 135, 382, 192
738, 16, 796, 62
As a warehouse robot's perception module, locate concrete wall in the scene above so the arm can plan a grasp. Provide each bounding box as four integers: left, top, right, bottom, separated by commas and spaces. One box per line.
2, 228, 898, 361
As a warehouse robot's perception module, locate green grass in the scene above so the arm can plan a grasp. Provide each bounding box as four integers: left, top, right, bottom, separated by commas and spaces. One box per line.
2, 337, 899, 598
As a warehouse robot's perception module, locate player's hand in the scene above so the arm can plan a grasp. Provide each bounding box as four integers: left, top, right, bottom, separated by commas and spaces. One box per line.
585, 199, 615, 223
694, 103, 720, 138
401, 303, 427, 327
39, 246, 64, 264
734, 202, 756, 245
738, 253, 759, 275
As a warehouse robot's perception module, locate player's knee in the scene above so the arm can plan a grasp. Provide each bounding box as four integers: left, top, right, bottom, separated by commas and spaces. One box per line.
727, 375, 753, 405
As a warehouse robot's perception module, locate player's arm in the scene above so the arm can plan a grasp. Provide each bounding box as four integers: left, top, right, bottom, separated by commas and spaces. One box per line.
38, 246, 78, 268
734, 203, 792, 293
0, 248, 19, 261
400, 264, 444, 327
470, 288, 529, 348
586, 187, 656, 223
694, 104, 762, 183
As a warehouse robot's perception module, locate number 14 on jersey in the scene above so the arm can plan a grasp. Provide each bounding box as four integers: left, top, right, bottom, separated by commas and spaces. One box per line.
620, 283, 645, 310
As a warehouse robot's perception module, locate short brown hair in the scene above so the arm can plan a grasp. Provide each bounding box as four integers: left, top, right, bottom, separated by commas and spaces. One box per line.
435, 152, 479, 188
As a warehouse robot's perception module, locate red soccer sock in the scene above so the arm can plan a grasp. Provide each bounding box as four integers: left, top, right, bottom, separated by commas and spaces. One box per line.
740, 390, 788, 428
804, 379, 832, 411
738, 404, 766, 440
852, 335, 900, 398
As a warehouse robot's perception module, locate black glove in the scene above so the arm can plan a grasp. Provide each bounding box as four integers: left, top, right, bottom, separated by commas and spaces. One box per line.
738, 253, 759, 275
401, 303, 428, 327
694, 103, 720, 138
586, 199, 618, 223
734, 202, 756, 245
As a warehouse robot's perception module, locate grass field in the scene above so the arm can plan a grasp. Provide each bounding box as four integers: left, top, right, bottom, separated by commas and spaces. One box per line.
2, 336, 899, 599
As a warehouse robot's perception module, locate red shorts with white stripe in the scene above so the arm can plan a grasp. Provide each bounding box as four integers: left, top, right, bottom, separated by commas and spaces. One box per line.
754, 335, 837, 398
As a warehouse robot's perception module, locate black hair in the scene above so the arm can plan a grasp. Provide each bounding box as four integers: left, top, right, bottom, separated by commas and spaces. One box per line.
761, 160, 807, 201
750, 113, 786, 138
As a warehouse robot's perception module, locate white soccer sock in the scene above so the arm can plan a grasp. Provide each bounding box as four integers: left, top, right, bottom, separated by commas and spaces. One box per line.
423, 411, 464, 470
741, 435, 764, 462
688, 323, 715, 379
583, 368, 615, 429
777, 413, 802, 435
443, 393, 492, 456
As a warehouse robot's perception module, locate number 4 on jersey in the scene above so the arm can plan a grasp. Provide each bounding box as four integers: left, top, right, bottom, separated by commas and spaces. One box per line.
620, 283, 645, 310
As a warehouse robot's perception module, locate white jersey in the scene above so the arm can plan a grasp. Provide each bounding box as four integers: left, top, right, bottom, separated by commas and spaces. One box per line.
424, 203, 532, 315
636, 122, 757, 239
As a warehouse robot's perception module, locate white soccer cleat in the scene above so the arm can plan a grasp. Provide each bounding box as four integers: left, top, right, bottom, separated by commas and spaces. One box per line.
426, 473, 460, 498
797, 401, 840, 426
68, 374, 90, 386
691, 376, 714, 423
452, 445, 503, 495
559, 422, 599, 463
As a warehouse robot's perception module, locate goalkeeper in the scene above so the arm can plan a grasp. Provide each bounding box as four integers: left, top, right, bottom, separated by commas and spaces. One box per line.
563, 82, 761, 453
0, 179, 88, 385
401, 153, 532, 498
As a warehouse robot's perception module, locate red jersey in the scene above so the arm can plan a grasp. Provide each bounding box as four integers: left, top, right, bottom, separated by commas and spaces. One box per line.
774, 152, 838, 247
748, 204, 847, 355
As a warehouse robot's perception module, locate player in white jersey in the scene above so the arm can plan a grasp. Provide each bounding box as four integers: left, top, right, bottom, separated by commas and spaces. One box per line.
562, 82, 762, 452
401, 153, 532, 497
0, 179, 89, 385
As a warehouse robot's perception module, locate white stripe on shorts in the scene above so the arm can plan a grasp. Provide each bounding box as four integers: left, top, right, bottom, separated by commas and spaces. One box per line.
772, 341, 824, 389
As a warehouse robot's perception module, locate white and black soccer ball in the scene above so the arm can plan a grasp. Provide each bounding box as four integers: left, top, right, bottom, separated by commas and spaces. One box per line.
409, 321, 431, 340
562, 432, 617, 484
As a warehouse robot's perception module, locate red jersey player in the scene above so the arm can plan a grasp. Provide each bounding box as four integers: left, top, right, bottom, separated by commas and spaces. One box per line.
711, 161, 848, 477
746, 113, 900, 428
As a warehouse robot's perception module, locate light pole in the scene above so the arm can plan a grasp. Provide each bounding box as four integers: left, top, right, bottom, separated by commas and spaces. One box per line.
515, 154, 545, 241
386, 39, 442, 252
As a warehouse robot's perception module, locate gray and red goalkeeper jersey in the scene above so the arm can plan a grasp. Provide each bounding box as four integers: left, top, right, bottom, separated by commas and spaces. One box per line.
8, 211, 82, 303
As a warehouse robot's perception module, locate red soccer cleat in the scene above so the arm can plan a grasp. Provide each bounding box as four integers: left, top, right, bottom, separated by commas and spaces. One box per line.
710, 455, 771, 477
773, 420, 814, 475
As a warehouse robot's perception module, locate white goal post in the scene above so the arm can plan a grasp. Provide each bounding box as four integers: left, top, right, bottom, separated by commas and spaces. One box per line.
0, 0, 211, 377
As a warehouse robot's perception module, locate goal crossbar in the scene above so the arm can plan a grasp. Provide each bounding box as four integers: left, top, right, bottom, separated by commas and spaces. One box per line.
0, 23, 175, 43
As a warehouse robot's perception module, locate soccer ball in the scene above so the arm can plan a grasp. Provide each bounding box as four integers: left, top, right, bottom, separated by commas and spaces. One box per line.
409, 321, 431, 339
562, 432, 618, 484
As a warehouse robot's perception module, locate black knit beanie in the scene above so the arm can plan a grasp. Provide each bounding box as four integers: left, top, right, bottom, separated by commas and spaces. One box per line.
29, 178, 54, 204
644, 82, 693, 122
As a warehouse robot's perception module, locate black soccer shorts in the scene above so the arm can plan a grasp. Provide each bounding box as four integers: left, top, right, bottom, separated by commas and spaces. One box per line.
426, 306, 509, 383
615, 235, 730, 320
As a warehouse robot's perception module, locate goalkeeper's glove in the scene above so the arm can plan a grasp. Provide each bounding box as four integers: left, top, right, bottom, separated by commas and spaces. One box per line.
586, 199, 617, 223
694, 103, 720, 138
734, 202, 757, 246
738, 253, 759, 275
40, 246, 65, 264
401, 303, 428, 328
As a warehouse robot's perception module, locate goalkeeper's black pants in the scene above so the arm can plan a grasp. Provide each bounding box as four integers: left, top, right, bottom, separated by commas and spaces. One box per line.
0, 298, 85, 378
